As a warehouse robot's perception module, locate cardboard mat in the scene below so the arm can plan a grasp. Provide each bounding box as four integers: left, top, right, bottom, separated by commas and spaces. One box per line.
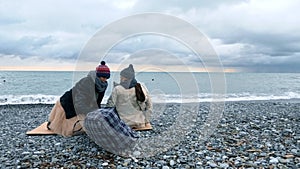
26, 122, 56, 135
133, 123, 153, 131
27, 121, 152, 135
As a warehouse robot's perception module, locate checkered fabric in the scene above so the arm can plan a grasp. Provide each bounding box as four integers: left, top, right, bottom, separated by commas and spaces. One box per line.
84, 107, 139, 155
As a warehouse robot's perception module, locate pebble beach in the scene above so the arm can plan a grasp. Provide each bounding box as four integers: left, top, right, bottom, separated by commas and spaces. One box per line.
1, 101, 299, 168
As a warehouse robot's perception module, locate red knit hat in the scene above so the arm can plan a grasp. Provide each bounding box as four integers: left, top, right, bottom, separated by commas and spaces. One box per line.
96, 61, 110, 79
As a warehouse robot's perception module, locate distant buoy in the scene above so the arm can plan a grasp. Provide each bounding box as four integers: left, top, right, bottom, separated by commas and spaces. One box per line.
3, 80, 6, 82
152, 78, 154, 81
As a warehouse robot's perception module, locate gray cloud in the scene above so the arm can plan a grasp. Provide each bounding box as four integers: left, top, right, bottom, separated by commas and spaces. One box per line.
0, 36, 53, 56
215, 29, 300, 72
0, 0, 299, 72
0, 35, 79, 60
220, 30, 300, 55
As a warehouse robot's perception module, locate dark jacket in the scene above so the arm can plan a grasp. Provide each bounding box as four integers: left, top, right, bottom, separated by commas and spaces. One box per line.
60, 71, 106, 119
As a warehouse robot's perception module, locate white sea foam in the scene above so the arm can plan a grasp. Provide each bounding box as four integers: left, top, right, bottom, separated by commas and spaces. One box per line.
0, 95, 59, 105
151, 92, 300, 103
1, 92, 299, 105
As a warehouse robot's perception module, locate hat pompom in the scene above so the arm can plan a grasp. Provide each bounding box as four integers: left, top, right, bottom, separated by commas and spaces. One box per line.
96, 61, 110, 79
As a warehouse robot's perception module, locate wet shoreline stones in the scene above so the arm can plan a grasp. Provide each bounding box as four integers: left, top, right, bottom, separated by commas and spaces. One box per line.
0, 101, 299, 168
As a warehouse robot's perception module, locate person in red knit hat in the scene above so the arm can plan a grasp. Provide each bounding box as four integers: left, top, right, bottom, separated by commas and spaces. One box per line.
47, 61, 110, 137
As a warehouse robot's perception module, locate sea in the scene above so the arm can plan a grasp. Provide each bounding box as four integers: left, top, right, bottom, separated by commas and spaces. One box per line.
0, 71, 299, 105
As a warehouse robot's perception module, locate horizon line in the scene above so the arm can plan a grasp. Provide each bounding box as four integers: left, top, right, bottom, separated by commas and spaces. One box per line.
0, 65, 240, 73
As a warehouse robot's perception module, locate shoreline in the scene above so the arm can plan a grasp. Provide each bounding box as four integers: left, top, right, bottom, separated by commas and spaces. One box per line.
1, 101, 299, 168
1, 98, 300, 106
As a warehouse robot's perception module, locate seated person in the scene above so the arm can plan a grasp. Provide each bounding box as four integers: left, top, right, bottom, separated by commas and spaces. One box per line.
47, 61, 110, 137
106, 64, 152, 129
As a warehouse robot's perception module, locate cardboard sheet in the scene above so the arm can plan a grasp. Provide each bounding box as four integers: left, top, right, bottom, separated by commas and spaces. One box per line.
26, 122, 56, 135
133, 123, 153, 131
27, 121, 152, 135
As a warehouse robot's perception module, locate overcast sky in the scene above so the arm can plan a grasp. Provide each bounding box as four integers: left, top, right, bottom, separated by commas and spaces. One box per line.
0, 0, 299, 72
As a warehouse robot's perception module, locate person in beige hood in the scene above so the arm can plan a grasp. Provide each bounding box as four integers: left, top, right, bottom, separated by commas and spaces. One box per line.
106, 64, 152, 128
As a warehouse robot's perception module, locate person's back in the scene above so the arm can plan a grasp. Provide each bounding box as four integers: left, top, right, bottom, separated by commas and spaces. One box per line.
107, 64, 152, 128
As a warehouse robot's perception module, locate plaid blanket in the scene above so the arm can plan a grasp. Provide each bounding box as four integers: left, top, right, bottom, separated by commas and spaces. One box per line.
84, 107, 139, 155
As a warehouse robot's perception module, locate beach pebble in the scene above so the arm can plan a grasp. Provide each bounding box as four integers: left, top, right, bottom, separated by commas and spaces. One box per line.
291, 149, 300, 156
102, 162, 109, 166
269, 157, 279, 164
169, 159, 175, 166
21, 152, 30, 155
0, 102, 299, 168
208, 161, 218, 167
220, 163, 229, 168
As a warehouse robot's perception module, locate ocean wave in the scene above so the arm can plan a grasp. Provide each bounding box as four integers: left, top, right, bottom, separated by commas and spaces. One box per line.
1, 92, 300, 105
0, 95, 59, 105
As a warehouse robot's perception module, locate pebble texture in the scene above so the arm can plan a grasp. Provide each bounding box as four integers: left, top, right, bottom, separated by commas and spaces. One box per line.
0, 101, 299, 168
